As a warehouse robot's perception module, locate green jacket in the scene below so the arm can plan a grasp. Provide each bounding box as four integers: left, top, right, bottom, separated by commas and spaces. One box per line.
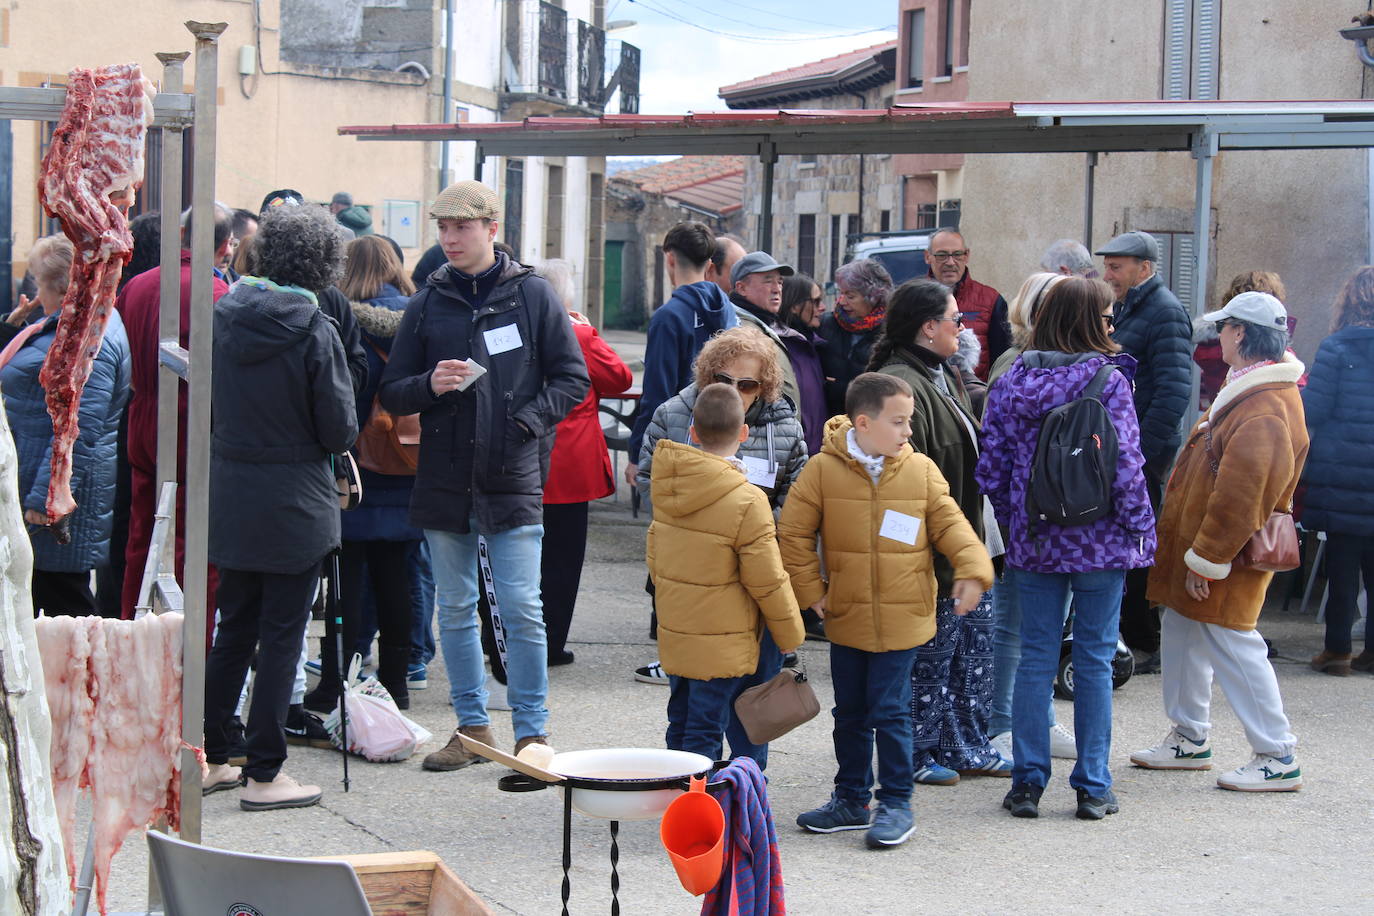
878, 346, 984, 594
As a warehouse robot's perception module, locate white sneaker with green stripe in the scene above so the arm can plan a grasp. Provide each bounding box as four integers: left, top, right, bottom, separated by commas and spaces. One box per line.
1130, 727, 1213, 770
1216, 754, 1303, 792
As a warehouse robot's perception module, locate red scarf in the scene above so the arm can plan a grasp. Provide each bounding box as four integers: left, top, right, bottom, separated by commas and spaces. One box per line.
834, 303, 885, 334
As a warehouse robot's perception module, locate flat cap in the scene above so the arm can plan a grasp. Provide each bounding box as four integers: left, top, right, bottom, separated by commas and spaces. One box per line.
730, 251, 794, 288
1095, 230, 1159, 261
330, 191, 353, 208
431, 181, 501, 221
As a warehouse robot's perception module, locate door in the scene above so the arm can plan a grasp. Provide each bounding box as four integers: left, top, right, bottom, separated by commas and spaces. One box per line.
603, 240, 625, 328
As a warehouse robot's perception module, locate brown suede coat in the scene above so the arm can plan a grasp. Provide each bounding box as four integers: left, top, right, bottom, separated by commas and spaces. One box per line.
1147, 355, 1308, 630
778, 416, 994, 652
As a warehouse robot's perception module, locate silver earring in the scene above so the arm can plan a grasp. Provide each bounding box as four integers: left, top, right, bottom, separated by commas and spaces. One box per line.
927, 336, 935, 345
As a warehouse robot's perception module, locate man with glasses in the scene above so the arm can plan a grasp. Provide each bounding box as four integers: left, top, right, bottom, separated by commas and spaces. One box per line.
924, 228, 1010, 380
1095, 230, 1193, 673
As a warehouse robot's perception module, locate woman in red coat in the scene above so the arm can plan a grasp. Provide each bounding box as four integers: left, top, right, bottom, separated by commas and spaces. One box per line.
537, 259, 633, 665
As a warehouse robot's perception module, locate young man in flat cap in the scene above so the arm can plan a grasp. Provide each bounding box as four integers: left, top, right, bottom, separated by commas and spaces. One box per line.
379, 180, 590, 770
1096, 230, 1193, 671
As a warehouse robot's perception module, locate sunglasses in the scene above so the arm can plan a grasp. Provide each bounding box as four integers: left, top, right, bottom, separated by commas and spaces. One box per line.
714, 372, 761, 394
934, 314, 965, 326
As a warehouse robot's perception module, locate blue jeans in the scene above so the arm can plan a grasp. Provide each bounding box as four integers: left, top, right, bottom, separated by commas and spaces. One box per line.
991, 566, 1065, 736
831, 643, 917, 809
666, 632, 781, 770
426, 523, 548, 740
1013, 567, 1124, 797
409, 536, 436, 665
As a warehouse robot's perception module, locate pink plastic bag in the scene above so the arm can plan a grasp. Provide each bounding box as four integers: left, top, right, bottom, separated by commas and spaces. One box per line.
322, 656, 432, 762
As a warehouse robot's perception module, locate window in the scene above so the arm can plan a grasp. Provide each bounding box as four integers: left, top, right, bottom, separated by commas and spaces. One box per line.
1147, 230, 1198, 307
797, 214, 816, 277
503, 159, 524, 256
880, 210, 891, 233
941, 0, 956, 77
1163, 0, 1220, 100
544, 163, 564, 260
905, 8, 925, 88
847, 214, 861, 243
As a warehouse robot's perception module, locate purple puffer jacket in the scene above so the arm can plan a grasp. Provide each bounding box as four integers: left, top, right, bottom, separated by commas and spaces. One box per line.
976, 351, 1156, 573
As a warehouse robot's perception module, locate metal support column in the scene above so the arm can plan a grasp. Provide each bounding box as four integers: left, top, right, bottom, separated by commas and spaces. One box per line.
153, 52, 188, 536
1187, 128, 1218, 432
474, 146, 485, 182
758, 141, 777, 252
179, 19, 227, 845
0, 118, 11, 312
441, 0, 454, 194
1083, 152, 1098, 246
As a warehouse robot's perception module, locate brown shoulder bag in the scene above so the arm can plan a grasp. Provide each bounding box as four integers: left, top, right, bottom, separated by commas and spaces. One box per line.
1203, 423, 1300, 572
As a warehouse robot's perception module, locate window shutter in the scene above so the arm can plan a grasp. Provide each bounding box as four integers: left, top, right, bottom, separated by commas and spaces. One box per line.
1192, 0, 1220, 100
1163, 0, 1192, 100
1172, 232, 1197, 310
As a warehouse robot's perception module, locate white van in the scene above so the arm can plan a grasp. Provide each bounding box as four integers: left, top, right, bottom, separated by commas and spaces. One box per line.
849, 231, 938, 285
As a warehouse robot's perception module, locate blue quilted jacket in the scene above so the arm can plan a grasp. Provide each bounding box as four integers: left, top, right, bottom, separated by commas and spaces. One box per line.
1301, 326, 1374, 535
1, 310, 131, 571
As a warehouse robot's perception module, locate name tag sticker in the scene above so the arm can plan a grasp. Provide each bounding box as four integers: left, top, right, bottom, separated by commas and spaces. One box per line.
879, 509, 921, 545
484, 324, 522, 355
741, 455, 775, 489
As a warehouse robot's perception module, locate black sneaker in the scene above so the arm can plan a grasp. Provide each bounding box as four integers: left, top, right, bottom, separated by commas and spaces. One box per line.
226, 715, 247, 766
284, 704, 334, 749
1075, 787, 1119, 820
1003, 783, 1043, 818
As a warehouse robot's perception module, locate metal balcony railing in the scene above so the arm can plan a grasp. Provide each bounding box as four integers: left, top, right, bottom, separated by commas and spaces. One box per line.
502, 0, 639, 113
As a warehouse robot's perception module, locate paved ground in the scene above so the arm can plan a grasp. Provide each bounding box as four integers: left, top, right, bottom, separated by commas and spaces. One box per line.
98, 496, 1374, 914
97, 333, 1374, 913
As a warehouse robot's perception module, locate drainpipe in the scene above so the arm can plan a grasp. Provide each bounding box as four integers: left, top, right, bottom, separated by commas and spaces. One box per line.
441, 0, 454, 193
853, 91, 867, 235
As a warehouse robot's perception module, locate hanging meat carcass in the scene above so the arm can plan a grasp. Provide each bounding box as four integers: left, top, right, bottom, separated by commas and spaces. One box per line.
35, 64, 155, 539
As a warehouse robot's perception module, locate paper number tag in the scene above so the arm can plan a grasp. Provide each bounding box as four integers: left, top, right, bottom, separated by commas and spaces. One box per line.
484, 324, 522, 355
879, 509, 921, 545
740, 455, 775, 490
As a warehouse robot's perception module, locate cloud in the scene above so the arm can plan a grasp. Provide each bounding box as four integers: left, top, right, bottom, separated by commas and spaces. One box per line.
620, 24, 896, 115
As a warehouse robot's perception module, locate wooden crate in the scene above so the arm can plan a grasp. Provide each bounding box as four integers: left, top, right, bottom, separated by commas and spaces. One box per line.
328, 851, 495, 916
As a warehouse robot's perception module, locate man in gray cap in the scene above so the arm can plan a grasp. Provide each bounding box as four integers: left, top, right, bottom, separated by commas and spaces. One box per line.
729, 251, 801, 409
379, 180, 590, 772
1095, 229, 1193, 670
329, 191, 353, 215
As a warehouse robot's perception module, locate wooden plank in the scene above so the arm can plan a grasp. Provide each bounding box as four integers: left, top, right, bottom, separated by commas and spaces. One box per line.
335, 850, 441, 874
428, 861, 496, 916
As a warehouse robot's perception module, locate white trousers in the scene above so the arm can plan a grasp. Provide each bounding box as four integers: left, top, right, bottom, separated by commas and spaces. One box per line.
1160, 608, 1297, 758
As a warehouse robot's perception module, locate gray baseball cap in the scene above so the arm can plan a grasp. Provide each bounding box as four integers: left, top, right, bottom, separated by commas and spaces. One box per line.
1202, 290, 1288, 330
1095, 231, 1160, 261
730, 251, 794, 287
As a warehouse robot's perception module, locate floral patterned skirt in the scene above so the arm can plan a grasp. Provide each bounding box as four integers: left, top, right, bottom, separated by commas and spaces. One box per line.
911, 591, 1002, 771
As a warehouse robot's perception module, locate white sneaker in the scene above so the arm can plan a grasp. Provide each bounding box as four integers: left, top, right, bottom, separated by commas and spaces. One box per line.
634, 660, 669, 685
1050, 723, 1078, 760
485, 676, 511, 711
1217, 754, 1302, 792
989, 731, 1014, 765
1130, 727, 1213, 770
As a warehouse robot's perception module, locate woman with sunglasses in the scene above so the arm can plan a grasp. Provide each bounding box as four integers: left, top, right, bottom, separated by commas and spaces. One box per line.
780, 273, 829, 456
633, 327, 808, 749
870, 278, 1011, 784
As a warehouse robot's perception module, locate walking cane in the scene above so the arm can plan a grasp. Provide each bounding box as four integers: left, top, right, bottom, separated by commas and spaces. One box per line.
327, 546, 351, 792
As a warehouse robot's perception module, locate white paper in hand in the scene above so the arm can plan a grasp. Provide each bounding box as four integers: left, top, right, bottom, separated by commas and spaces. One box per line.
456, 359, 487, 392
879, 509, 921, 545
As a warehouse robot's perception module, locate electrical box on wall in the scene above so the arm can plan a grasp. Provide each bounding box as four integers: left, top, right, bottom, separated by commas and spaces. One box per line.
238, 45, 256, 77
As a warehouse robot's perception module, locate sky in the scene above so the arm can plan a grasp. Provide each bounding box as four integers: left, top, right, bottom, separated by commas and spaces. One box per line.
603, 0, 898, 115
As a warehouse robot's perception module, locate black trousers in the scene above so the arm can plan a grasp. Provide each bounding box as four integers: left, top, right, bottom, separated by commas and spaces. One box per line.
205, 563, 320, 781
32, 570, 101, 617
540, 502, 588, 658
1120, 459, 1167, 652
1323, 532, 1374, 654
335, 539, 416, 689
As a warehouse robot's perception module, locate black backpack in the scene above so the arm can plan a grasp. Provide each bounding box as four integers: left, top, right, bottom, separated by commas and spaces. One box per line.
1025, 364, 1120, 529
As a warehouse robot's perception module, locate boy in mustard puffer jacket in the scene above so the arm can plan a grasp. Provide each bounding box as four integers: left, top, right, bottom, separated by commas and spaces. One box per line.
779, 373, 993, 848
647, 383, 805, 769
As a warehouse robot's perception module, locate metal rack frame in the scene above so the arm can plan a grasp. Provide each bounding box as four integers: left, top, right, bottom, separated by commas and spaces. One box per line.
0, 17, 224, 881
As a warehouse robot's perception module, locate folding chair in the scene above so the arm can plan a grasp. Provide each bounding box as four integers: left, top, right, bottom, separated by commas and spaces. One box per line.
147, 830, 372, 915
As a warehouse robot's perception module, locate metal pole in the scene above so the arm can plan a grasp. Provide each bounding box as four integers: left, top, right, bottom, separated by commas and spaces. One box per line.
1188, 128, 1217, 433
1083, 151, 1098, 246
441, 0, 454, 194
759, 141, 777, 252
0, 118, 11, 313
154, 52, 188, 520
180, 19, 227, 846
474, 147, 485, 182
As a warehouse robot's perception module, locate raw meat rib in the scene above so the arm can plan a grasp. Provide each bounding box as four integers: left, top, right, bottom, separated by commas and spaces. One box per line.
34, 613, 188, 915
36, 64, 155, 524
85, 612, 185, 915
33, 615, 96, 883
